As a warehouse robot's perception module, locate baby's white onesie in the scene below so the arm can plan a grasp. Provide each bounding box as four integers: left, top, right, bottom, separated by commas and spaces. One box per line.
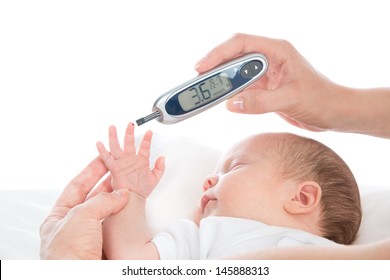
152, 216, 337, 259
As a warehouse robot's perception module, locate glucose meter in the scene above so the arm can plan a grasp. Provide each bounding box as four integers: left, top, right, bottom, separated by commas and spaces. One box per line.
136, 53, 268, 125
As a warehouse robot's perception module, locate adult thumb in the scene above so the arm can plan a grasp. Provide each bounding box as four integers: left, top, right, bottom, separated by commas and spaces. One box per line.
226, 88, 287, 115
78, 189, 129, 221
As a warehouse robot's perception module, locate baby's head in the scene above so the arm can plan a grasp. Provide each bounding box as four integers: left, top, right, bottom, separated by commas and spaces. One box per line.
195, 133, 361, 244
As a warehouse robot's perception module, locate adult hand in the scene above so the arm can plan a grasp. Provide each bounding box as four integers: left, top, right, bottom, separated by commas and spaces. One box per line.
40, 157, 129, 259
195, 33, 355, 133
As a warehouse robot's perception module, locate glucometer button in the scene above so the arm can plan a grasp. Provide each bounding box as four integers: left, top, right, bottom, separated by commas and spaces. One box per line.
249, 61, 263, 76
240, 62, 254, 78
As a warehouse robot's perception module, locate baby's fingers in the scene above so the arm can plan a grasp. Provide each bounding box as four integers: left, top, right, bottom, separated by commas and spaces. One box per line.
124, 122, 136, 154
152, 156, 165, 182
96, 142, 113, 167
108, 125, 123, 158
138, 130, 153, 159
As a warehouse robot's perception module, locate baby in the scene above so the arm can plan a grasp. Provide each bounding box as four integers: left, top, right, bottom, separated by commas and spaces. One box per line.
97, 123, 361, 259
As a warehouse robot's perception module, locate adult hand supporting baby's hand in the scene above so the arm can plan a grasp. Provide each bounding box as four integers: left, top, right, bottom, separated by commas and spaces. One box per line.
40, 157, 129, 259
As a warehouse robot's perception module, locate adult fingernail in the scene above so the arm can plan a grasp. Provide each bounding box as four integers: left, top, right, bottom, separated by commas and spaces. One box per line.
227, 97, 244, 112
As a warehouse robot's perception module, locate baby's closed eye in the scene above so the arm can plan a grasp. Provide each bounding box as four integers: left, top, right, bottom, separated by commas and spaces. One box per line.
229, 162, 245, 172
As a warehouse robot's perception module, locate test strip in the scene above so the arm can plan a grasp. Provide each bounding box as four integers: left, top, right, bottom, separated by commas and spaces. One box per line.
136, 111, 161, 126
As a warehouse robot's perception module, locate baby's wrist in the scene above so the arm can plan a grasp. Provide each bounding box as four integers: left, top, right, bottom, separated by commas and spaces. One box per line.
127, 190, 148, 201
112, 183, 144, 198
124, 191, 148, 210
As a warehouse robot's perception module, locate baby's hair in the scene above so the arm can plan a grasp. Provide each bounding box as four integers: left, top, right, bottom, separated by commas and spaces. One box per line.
274, 133, 362, 244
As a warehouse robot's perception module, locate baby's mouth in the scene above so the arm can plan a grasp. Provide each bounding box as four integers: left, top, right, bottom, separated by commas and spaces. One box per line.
200, 193, 217, 214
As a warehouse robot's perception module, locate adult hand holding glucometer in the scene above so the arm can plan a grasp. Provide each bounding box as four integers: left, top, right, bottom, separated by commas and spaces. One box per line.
195, 33, 390, 139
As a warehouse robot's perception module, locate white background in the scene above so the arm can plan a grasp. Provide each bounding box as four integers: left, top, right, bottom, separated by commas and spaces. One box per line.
0, 0, 389, 191
2, 260, 390, 280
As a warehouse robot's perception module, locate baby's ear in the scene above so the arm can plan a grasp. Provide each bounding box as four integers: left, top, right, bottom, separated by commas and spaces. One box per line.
284, 181, 322, 215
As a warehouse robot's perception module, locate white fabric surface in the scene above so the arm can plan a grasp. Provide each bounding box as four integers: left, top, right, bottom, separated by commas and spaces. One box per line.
0, 133, 389, 259
152, 216, 337, 260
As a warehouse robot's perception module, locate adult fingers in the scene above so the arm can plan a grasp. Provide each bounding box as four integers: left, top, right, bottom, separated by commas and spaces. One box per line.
85, 175, 113, 200
225, 87, 290, 115
195, 33, 284, 73
76, 189, 129, 221
52, 157, 109, 218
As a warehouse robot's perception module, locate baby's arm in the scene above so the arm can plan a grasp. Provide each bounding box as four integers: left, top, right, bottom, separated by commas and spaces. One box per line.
96, 123, 165, 259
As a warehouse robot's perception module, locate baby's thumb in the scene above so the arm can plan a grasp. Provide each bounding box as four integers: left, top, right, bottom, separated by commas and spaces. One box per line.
152, 156, 165, 182
226, 88, 287, 115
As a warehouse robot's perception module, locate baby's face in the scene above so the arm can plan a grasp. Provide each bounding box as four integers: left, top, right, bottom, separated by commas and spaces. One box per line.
194, 134, 292, 225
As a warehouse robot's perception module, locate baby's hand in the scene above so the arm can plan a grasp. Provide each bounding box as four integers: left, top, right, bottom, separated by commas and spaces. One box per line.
96, 122, 165, 198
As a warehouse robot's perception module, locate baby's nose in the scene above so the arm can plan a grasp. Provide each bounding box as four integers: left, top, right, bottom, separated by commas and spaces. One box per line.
202, 175, 219, 191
